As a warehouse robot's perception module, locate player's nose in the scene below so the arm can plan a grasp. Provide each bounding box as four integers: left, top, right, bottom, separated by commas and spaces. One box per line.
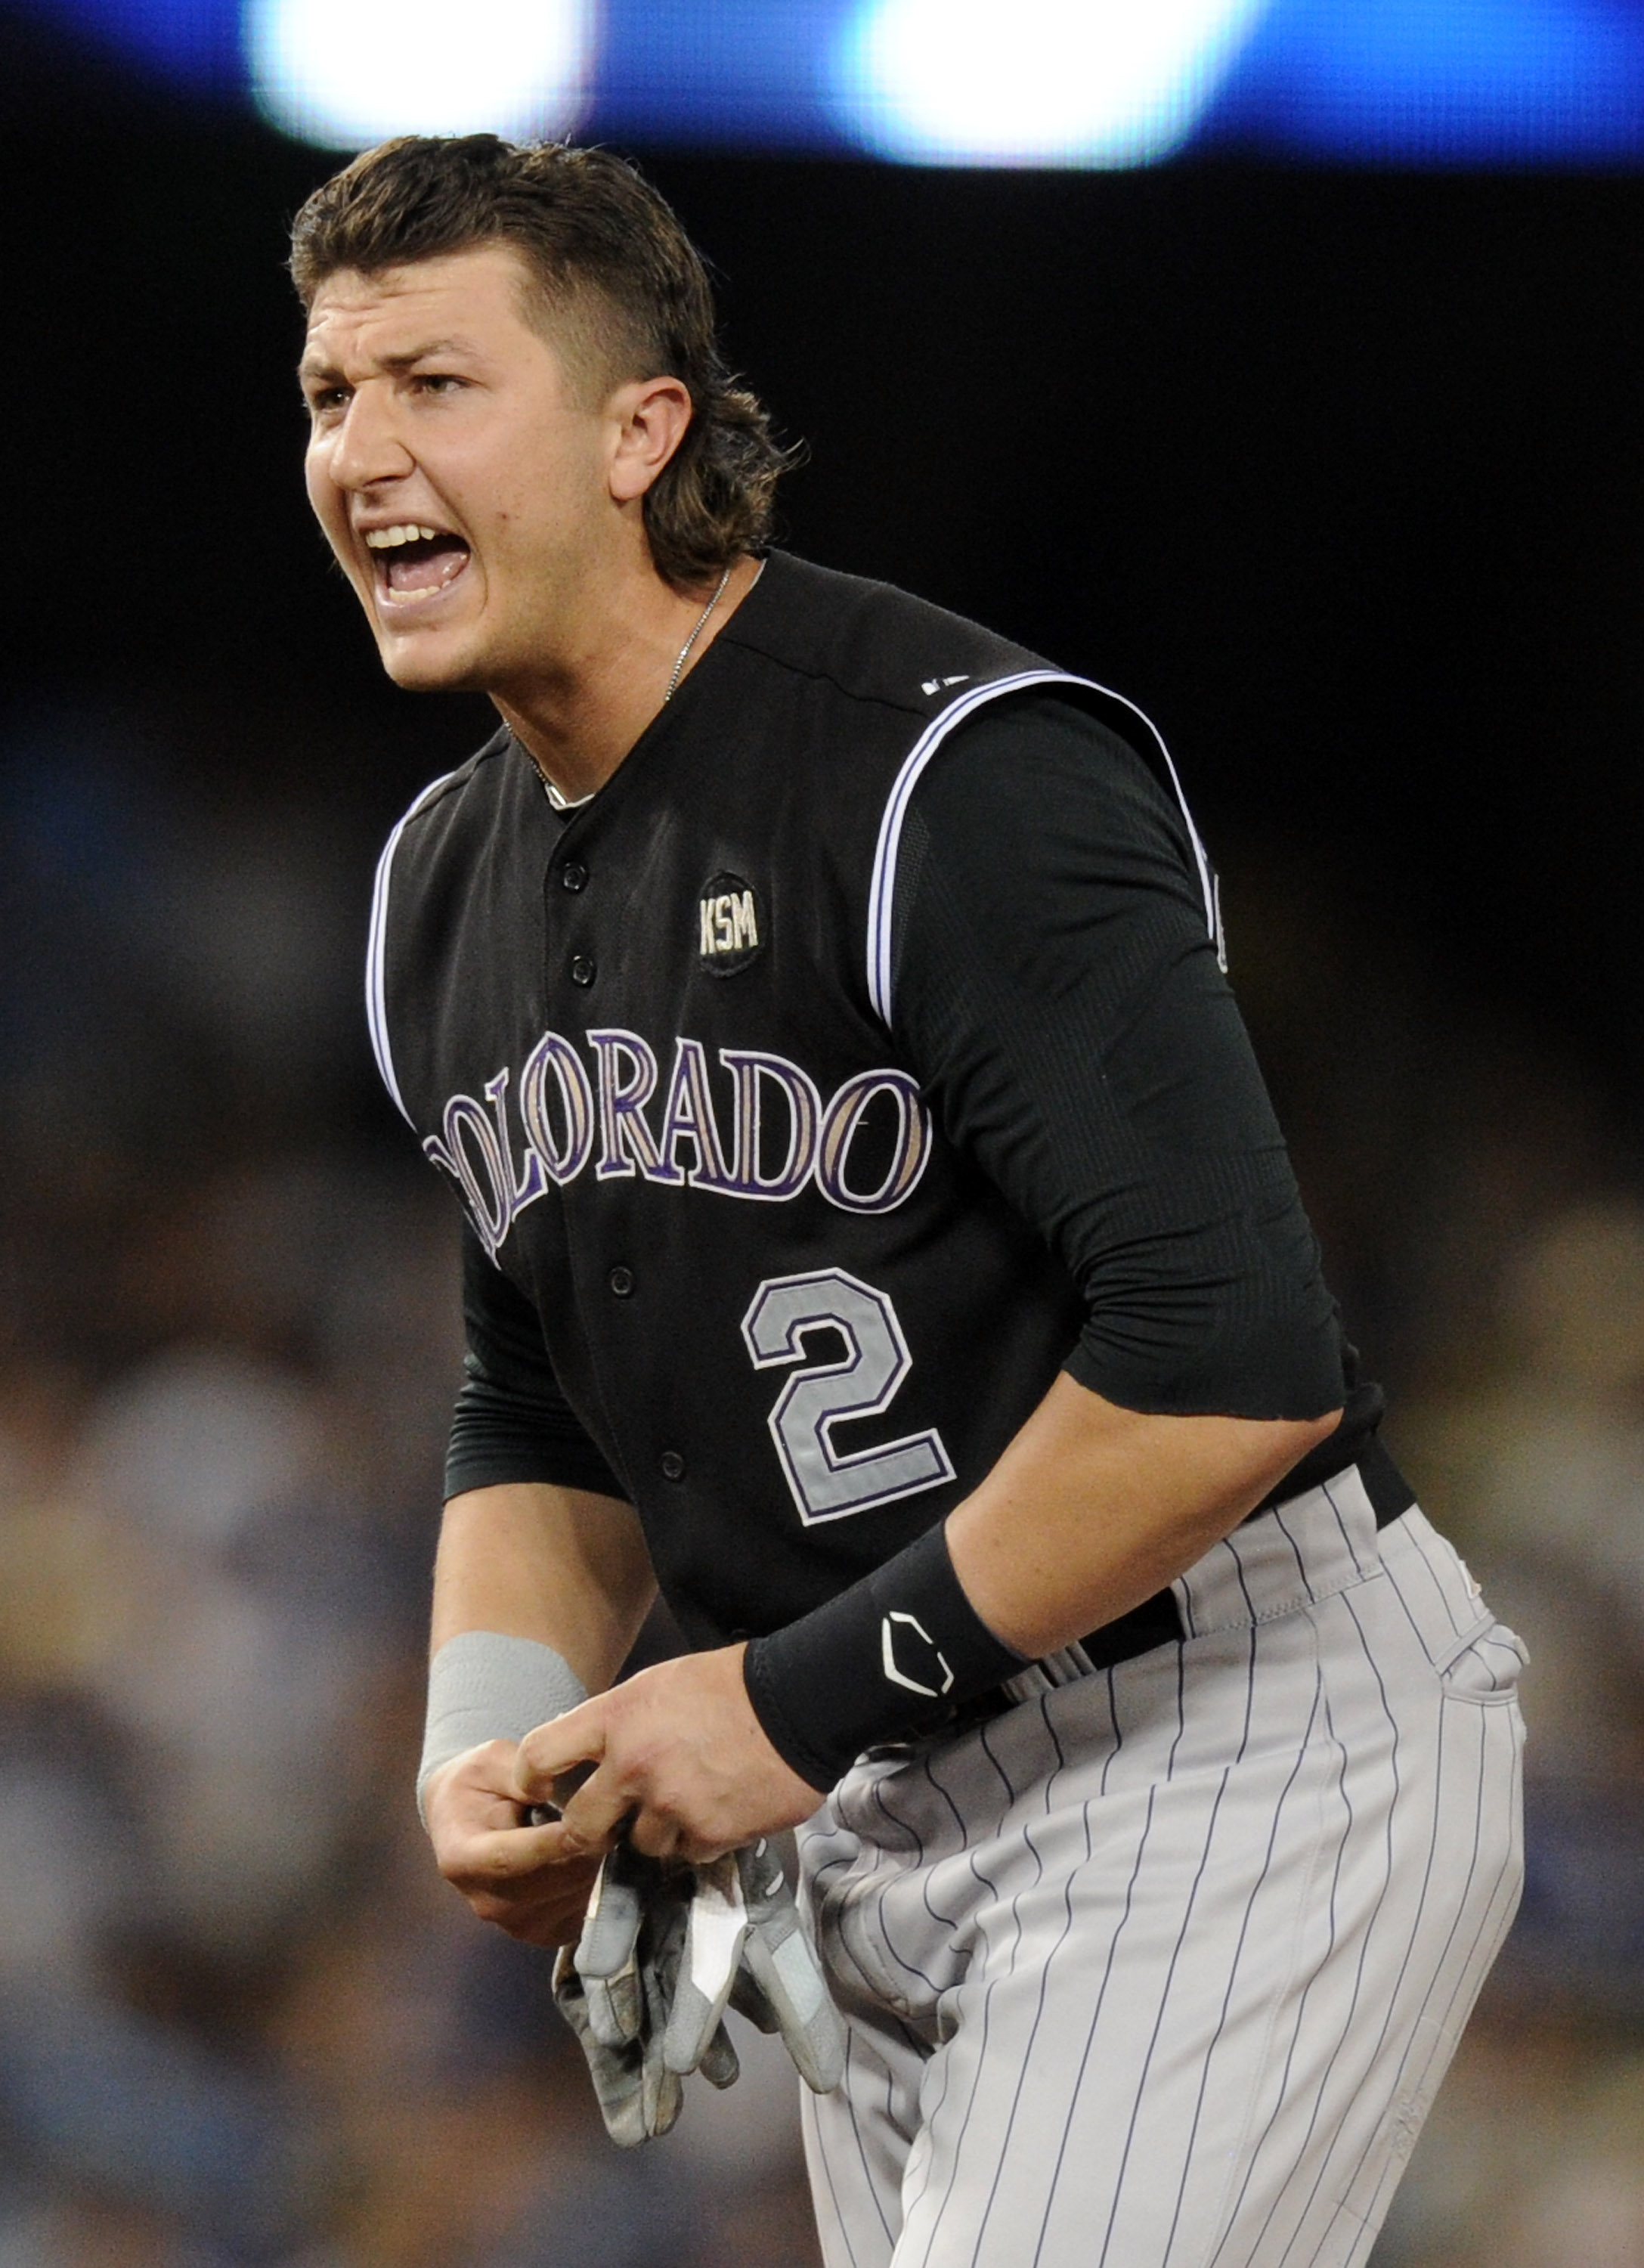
327, 383, 416, 492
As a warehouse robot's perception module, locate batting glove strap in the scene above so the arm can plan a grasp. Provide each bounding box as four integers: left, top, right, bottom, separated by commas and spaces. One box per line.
742, 1521, 1029, 1794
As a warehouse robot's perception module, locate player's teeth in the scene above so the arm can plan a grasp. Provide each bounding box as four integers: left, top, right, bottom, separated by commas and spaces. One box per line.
365, 524, 453, 549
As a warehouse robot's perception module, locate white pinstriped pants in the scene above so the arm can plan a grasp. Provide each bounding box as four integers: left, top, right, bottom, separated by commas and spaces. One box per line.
797, 1470, 1526, 2268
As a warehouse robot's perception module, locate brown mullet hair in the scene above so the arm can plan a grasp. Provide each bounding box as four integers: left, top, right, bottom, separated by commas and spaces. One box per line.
289, 135, 794, 588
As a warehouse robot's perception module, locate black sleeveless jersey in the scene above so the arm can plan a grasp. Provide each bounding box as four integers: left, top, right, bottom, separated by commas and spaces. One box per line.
368, 553, 1307, 1652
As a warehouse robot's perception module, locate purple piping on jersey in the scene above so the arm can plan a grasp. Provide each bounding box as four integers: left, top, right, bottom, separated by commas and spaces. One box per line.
366, 767, 467, 1127
865, 671, 1221, 1029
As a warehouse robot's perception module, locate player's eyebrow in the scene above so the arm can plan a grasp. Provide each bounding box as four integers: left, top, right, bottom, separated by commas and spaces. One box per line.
296, 336, 485, 386
378, 336, 484, 370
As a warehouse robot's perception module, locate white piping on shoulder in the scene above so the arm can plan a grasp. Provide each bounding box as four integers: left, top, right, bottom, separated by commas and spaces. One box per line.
365, 766, 467, 1126
865, 669, 1221, 1028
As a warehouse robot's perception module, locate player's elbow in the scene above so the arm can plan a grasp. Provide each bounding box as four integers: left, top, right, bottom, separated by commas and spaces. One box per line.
1255, 1405, 1345, 1494
1195, 1404, 1344, 1520
1292, 1405, 1345, 1450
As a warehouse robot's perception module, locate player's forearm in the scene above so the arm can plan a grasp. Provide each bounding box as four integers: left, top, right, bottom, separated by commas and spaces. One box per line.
514, 1388, 1336, 1862
946, 1371, 1341, 1660
739, 1372, 1344, 1802
432, 1481, 658, 1695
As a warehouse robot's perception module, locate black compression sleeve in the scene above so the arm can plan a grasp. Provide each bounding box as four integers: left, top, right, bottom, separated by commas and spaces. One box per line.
743, 1523, 1027, 1792
445, 1222, 627, 1502
893, 696, 1351, 1426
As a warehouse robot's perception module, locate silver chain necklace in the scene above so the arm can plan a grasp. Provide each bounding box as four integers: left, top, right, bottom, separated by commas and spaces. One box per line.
663, 563, 733, 702
536, 562, 737, 810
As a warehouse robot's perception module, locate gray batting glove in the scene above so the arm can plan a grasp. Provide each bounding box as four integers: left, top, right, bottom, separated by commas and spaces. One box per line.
661, 1851, 750, 2076
673, 1839, 846, 2095
734, 1838, 846, 2093
559, 1838, 838, 2137
574, 1841, 667, 2050
553, 1935, 684, 2149
559, 1843, 740, 2141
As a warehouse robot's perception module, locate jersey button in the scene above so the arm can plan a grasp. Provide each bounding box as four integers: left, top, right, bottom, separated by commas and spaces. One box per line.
560, 862, 587, 892
569, 954, 596, 987
660, 1450, 686, 1482
608, 1266, 634, 1297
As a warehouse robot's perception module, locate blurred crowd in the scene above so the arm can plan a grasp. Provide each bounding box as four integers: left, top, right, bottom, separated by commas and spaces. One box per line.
0, 705, 1640, 2268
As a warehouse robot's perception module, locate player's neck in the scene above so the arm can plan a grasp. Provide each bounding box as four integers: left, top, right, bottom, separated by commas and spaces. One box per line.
494, 553, 759, 801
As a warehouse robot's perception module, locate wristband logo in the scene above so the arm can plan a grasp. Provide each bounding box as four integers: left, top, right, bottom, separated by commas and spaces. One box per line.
425, 1028, 933, 1258
881, 1610, 955, 1699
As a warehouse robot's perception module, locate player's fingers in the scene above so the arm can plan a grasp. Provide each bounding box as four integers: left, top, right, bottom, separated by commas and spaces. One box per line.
621, 1805, 683, 1863
552, 1761, 642, 1857
435, 1815, 563, 1888
627, 1808, 738, 1865
421, 1739, 532, 1835
513, 1698, 607, 1804
448, 1806, 630, 1890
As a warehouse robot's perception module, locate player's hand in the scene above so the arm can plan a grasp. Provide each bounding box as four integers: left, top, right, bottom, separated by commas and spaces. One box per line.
423, 1738, 602, 1946
510, 1645, 825, 1865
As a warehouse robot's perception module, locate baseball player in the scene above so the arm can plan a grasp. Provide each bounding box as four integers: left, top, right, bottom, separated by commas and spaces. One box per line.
292, 135, 1526, 2266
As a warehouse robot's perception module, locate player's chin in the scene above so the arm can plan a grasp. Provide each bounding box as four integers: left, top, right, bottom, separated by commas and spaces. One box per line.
373, 627, 478, 693
367, 596, 489, 689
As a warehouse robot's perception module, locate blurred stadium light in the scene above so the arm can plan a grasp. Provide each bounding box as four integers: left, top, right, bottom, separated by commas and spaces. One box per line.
12, 0, 1644, 163
830, 0, 1270, 167
245, 0, 593, 147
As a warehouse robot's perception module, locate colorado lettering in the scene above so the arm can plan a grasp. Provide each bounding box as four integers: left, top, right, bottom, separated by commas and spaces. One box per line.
432, 1068, 546, 1253
425, 1031, 931, 1256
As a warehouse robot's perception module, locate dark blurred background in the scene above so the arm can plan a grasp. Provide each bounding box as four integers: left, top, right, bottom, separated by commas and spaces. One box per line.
3, 3, 1644, 2263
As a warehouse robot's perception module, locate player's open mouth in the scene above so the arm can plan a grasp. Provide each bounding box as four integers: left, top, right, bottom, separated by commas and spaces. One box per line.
364, 522, 472, 607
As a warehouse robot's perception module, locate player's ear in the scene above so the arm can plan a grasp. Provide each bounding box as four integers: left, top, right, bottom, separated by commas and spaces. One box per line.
607, 375, 693, 503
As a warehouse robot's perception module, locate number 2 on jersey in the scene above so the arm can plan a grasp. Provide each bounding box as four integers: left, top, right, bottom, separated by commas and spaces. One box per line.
740, 1269, 956, 1524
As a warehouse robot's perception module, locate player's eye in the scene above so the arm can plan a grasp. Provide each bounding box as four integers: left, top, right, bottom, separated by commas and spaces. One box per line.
411, 372, 465, 397
304, 384, 350, 417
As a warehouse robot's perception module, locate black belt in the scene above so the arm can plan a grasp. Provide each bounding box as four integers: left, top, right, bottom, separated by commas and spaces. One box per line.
952, 1433, 1415, 1730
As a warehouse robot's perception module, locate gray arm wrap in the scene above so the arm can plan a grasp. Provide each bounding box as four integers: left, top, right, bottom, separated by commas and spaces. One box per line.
417, 1631, 589, 1823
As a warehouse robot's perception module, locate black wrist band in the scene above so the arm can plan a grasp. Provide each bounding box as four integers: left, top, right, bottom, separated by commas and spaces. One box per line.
742, 1523, 1031, 1793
